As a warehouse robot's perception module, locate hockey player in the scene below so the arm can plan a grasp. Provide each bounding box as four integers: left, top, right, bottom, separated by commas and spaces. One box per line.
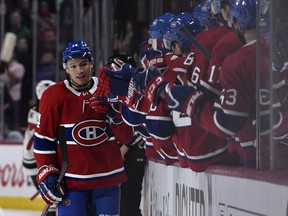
101, 54, 162, 161
137, 13, 178, 163
188, 0, 233, 92
192, 0, 252, 164
165, 0, 282, 167
97, 54, 148, 216
200, 0, 244, 98
139, 12, 174, 73
22, 79, 56, 216
33, 40, 133, 215
133, 14, 205, 168
162, 12, 202, 82
143, 13, 206, 167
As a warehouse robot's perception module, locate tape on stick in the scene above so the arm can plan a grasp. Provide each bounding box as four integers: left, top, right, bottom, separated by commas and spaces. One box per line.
0, 32, 17, 63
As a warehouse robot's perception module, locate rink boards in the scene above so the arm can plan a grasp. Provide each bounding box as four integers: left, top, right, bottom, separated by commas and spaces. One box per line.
1, 143, 288, 215
0, 143, 44, 210
143, 159, 288, 216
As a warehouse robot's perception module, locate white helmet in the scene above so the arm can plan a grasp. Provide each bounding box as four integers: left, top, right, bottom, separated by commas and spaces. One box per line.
35, 80, 56, 100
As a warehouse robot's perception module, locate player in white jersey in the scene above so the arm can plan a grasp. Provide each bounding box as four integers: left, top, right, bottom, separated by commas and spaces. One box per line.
22, 80, 56, 215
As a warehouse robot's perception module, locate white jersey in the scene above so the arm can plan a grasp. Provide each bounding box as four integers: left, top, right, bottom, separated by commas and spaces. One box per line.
22, 106, 38, 176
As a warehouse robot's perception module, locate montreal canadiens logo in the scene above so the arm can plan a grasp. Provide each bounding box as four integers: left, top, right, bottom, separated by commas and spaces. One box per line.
170, 21, 177, 28
72, 119, 109, 147
62, 199, 71, 206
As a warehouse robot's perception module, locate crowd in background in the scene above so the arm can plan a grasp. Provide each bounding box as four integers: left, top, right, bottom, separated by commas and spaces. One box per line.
112, 0, 201, 61
1, 0, 201, 138
2, 0, 57, 135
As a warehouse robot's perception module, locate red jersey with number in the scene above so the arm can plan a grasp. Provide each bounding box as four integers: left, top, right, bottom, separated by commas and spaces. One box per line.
188, 26, 231, 89
197, 39, 281, 143
201, 31, 243, 96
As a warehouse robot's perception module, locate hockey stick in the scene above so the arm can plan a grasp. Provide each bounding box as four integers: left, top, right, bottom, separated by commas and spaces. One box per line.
179, 25, 211, 61
0, 32, 17, 74
41, 126, 69, 216
30, 190, 39, 201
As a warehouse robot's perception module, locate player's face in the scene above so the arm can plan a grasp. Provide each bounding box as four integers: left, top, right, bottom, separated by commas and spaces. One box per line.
65, 58, 93, 86
171, 42, 183, 56
221, 4, 230, 22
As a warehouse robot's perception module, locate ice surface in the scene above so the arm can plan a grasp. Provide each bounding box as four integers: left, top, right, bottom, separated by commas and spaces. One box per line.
0, 208, 41, 216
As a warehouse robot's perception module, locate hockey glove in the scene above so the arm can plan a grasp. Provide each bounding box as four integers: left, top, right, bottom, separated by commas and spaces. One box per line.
89, 96, 109, 113
97, 61, 138, 97
106, 103, 123, 125
117, 79, 143, 108
139, 48, 164, 69
166, 84, 204, 117
133, 66, 168, 106
37, 165, 64, 205
89, 96, 122, 124
140, 54, 167, 73
139, 47, 162, 61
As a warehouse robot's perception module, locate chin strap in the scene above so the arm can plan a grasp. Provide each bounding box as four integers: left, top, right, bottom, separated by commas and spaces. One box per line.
70, 79, 92, 91
66, 73, 93, 91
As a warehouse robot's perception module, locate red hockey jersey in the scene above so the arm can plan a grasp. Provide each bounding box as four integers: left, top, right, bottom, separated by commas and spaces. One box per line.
34, 77, 133, 190
197, 39, 280, 141
188, 26, 231, 89
201, 30, 243, 96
